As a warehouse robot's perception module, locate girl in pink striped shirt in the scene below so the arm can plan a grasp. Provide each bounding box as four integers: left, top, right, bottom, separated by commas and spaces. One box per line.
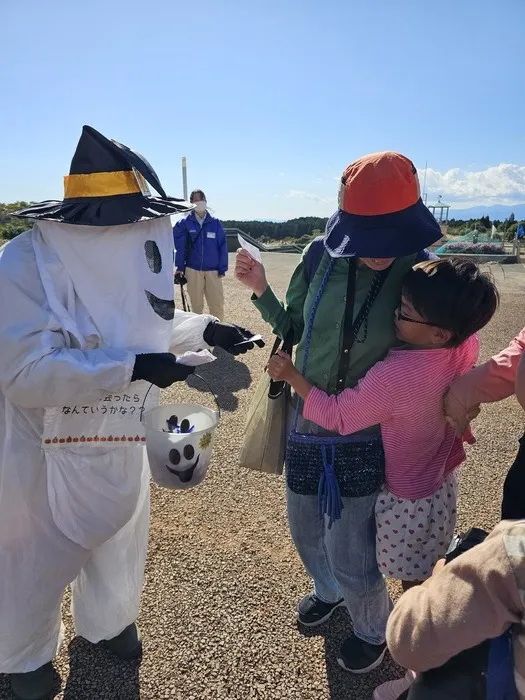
269, 259, 499, 588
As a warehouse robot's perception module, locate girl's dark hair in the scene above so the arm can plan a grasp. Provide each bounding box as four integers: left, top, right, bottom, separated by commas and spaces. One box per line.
402, 259, 499, 347
190, 189, 206, 203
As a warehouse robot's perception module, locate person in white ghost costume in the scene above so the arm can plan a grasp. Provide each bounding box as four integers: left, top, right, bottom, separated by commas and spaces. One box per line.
0, 126, 263, 700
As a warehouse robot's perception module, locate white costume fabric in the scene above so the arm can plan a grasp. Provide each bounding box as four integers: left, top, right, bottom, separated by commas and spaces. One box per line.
0, 218, 214, 673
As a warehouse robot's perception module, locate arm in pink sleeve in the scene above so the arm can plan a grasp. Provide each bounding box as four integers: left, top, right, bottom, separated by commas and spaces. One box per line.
449, 328, 525, 410
517, 352, 525, 411
303, 369, 394, 435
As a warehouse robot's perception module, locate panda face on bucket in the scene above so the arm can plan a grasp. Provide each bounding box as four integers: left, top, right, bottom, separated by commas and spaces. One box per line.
166, 443, 200, 483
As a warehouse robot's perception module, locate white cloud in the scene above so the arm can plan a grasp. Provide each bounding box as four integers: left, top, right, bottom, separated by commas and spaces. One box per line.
221, 163, 525, 220
285, 164, 525, 211
419, 163, 525, 206
284, 189, 335, 205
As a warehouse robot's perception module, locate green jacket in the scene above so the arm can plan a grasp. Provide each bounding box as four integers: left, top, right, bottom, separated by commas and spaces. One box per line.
253, 245, 418, 394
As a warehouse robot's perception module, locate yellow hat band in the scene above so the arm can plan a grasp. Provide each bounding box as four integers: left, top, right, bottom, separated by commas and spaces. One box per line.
64, 171, 141, 199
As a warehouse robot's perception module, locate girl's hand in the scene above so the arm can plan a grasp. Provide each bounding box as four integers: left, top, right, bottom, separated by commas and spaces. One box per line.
234, 249, 268, 297
267, 350, 294, 382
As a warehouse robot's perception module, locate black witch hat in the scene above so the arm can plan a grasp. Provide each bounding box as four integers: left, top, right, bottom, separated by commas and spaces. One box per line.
15, 125, 193, 226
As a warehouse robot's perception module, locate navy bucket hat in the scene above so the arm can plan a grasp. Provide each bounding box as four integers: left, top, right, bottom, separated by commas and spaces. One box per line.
324, 151, 442, 258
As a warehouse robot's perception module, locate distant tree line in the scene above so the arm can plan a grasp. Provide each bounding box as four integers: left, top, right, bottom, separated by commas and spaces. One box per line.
0, 203, 522, 245
222, 216, 328, 245
0, 202, 34, 241
225, 213, 523, 244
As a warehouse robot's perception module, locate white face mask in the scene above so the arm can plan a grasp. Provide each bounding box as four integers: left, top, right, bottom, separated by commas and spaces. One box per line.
195, 201, 207, 213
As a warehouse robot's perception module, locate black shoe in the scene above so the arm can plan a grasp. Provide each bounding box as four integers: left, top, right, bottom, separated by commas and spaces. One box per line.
337, 633, 387, 674
10, 662, 55, 700
103, 623, 142, 660
296, 594, 345, 627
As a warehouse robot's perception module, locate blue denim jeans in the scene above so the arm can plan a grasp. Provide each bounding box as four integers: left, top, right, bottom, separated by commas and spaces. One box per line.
286, 486, 391, 645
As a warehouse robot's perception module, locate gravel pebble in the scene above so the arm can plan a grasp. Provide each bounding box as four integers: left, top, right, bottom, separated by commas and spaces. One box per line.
1, 255, 523, 700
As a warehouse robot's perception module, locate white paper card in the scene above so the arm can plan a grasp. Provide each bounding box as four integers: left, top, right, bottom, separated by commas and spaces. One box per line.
176, 350, 217, 366
234, 333, 263, 347
237, 234, 262, 263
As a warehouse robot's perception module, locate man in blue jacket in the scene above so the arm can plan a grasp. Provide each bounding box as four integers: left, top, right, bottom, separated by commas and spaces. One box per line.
174, 189, 228, 320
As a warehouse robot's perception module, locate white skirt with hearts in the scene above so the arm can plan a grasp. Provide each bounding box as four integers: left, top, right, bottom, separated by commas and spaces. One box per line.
375, 472, 458, 581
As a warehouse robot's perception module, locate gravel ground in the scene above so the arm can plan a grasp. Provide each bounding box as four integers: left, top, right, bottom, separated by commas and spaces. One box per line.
1, 255, 524, 700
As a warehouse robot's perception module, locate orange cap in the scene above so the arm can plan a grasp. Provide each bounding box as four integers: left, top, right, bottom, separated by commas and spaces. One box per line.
338, 151, 421, 216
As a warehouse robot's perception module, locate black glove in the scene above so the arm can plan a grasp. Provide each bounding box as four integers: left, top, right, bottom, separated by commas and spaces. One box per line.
132, 353, 195, 388
203, 321, 265, 356
174, 272, 187, 286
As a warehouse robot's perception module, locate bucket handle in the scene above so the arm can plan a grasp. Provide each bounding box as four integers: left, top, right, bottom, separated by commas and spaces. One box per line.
140, 373, 221, 421
192, 372, 221, 420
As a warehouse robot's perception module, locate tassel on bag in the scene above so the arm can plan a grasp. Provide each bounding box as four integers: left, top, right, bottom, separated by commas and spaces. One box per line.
318, 444, 344, 528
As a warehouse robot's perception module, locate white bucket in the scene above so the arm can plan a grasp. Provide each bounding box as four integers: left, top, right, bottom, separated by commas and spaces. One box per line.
143, 401, 219, 490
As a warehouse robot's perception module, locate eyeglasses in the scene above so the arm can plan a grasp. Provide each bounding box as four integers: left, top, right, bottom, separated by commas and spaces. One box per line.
396, 309, 442, 327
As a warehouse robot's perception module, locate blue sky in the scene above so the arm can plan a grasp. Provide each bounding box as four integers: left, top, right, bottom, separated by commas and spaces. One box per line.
1, 0, 524, 220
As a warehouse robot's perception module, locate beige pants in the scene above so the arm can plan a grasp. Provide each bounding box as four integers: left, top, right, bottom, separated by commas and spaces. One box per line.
185, 267, 224, 320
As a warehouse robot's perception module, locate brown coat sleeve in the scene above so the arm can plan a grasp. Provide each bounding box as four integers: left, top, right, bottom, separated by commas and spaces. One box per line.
386, 522, 524, 672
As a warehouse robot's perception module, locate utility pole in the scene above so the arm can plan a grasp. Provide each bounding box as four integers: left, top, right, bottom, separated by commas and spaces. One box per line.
182, 157, 188, 201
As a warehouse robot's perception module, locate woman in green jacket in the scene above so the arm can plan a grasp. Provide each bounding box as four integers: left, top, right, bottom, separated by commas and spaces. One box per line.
235, 152, 441, 674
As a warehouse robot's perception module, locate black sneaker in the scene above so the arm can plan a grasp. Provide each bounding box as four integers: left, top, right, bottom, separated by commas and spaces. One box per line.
296, 594, 345, 627
10, 662, 55, 700
337, 633, 387, 674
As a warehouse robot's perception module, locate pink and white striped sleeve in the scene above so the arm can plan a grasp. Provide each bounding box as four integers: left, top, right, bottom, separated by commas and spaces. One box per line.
303, 368, 394, 435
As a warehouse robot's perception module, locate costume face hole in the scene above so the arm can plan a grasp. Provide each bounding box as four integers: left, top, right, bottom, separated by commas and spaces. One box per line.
183, 445, 195, 460
180, 418, 191, 433
169, 449, 181, 465
145, 240, 162, 274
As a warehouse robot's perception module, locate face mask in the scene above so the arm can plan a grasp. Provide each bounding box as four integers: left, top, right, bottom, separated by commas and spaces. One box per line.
195, 201, 207, 213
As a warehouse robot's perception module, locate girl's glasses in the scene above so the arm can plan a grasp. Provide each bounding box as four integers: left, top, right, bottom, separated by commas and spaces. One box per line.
396, 308, 443, 328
